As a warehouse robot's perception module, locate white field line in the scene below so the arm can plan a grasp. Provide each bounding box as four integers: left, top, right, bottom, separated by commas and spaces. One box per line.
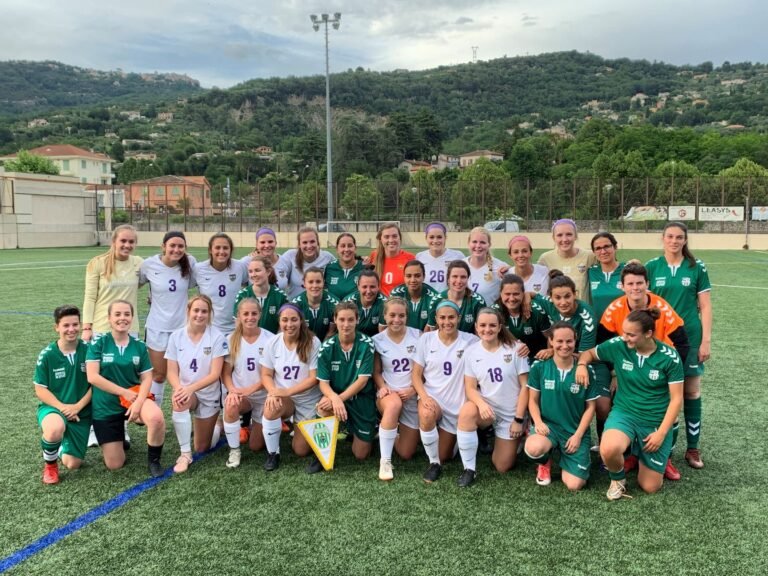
0, 264, 85, 272
711, 283, 768, 290
0, 259, 89, 267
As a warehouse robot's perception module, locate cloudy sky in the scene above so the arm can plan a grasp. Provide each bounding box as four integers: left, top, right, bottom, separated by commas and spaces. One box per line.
3, 1, 764, 87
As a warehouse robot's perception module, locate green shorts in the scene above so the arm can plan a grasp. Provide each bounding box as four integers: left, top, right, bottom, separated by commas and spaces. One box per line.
344, 393, 377, 443
605, 409, 672, 474
591, 361, 613, 398
37, 405, 92, 460
684, 346, 705, 378
544, 424, 591, 480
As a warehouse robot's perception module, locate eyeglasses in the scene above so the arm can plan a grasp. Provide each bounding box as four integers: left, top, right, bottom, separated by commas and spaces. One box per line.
593, 245, 614, 252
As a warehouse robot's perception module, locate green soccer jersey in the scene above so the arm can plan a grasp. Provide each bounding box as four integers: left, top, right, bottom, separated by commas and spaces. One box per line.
34, 340, 91, 417
317, 332, 375, 396
292, 290, 340, 341
233, 284, 288, 334
86, 333, 153, 418
596, 336, 684, 424
492, 301, 551, 360
645, 256, 711, 338
324, 259, 365, 300
426, 290, 486, 334
533, 293, 597, 352
389, 283, 438, 331
588, 262, 626, 321
528, 359, 599, 437
343, 291, 387, 338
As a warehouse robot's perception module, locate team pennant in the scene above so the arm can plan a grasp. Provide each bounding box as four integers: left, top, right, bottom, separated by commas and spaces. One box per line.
296, 416, 339, 471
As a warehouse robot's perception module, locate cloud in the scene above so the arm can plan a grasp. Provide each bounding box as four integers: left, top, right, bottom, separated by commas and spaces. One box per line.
455, 17, 475, 25
521, 13, 538, 27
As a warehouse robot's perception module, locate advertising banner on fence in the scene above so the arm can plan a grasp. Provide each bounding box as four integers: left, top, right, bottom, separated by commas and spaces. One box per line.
621, 206, 668, 221
668, 206, 696, 221
698, 206, 745, 221
752, 207, 768, 221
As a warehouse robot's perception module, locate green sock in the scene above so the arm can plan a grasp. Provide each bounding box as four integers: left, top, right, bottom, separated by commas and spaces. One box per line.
684, 397, 702, 449
608, 468, 626, 482
41, 438, 60, 463
671, 420, 679, 449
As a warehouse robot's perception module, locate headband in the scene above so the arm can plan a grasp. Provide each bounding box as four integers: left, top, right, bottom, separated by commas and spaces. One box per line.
424, 222, 447, 235
163, 231, 186, 243
508, 235, 532, 251
552, 219, 577, 232
256, 227, 276, 238
278, 303, 304, 318
435, 300, 461, 314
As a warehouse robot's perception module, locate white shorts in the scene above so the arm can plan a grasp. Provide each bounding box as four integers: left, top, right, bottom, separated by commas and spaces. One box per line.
222, 388, 266, 421
291, 388, 323, 423
191, 385, 221, 419
145, 328, 173, 352
398, 397, 419, 430
433, 400, 459, 435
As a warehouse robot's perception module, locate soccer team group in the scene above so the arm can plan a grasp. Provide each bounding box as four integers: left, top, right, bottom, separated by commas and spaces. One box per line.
34, 218, 711, 500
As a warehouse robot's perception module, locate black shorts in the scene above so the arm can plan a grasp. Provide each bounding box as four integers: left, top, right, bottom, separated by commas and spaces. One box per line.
92, 413, 127, 445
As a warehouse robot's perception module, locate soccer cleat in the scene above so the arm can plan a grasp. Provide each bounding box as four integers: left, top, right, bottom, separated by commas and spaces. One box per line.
422, 463, 442, 483
536, 461, 552, 486
623, 455, 639, 473
173, 452, 193, 474
378, 459, 394, 481
457, 468, 477, 488
226, 448, 242, 469
685, 448, 704, 469
42, 462, 59, 485
305, 457, 324, 475
264, 452, 281, 472
606, 479, 632, 501
664, 458, 681, 481
239, 427, 250, 445
87, 426, 98, 448
148, 460, 164, 478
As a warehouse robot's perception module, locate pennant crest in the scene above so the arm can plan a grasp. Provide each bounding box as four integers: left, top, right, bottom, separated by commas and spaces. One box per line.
297, 416, 339, 471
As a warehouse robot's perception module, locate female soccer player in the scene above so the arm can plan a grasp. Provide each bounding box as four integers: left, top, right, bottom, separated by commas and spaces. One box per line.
221, 298, 274, 468
506, 235, 549, 294
86, 300, 165, 477
35, 305, 92, 484
416, 222, 465, 293
494, 274, 550, 361
242, 227, 289, 291
373, 298, 422, 480
588, 232, 625, 321
645, 222, 712, 469
282, 227, 335, 299
139, 231, 196, 406
525, 322, 599, 490
343, 269, 387, 338
193, 233, 248, 336
389, 260, 438, 331
324, 233, 365, 300
369, 222, 415, 296
413, 300, 479, 482
291, 267, 340, 341
538, 219, 597, 303
259, 304, 322, 472
465, 227, 506, 305
313, 302, 377, 473
426, 260, 486, 334
233, 256, 288, 334
166, 295, 228, 473
576, 308, 684, 499
455, 308, 530, 487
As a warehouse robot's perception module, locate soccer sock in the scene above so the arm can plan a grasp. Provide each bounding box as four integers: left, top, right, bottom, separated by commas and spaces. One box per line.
420, 427, 440, 464
211, 423, 222, 447
671, 420, 680, 449
41, 438, 60, 463
684, 397, 702, 449
172, 410, 192, 453
241, 410, 252, 429
262, 417, 282, 454
596, 418, 605, 442
147, 443, 163, 463
150, 380, 165, 406
457, 429, 479, 471
223, 420, 241, 449
608, 468, 626, 482
378, 427, 398, 461
524, 446, 550, 464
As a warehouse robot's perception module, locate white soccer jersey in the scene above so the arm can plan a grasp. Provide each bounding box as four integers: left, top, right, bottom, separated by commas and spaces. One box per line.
465, 256, 506, 305
193, 259, 248, 335
417, 249, 465, 293
226, 329, 275, 390
464, 340, 530, 419
165, 325, 228, 405
241, 254, 289, 292
373, 327, 421, 391
523, 264, 550, 295
260, 333, 321, 402
280, 249, 335, 299
414, 331, 478, 415
140, 254, 198, 332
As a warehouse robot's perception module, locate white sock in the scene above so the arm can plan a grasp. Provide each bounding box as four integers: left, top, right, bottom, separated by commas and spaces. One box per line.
172, 410, 192, 453
420, 427, 440, 464
457, 429, 479, 471
211, 423, 222, 447
262, 417, 282, 454
379, 427, 398, 461
223, 420, 241, 449
150, 380, 165, 405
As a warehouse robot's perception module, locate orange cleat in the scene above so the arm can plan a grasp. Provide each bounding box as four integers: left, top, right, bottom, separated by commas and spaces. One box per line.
623, 455, 639, 473
664, 458, 681, 481
43, 462, 59, 485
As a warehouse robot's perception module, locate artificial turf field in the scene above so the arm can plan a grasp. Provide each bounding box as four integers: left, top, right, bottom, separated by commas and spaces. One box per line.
0, 244, 766, 576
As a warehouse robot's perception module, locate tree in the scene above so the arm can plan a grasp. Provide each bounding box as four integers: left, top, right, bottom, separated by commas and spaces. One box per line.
718, 158, 768, 204
2, 150, 59, 175
340, 174, 379, 220
400, 169, 442, 219
450, 158, 510, 229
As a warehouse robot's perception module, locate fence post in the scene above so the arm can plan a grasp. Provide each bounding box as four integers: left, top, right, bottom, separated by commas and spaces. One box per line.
525, 180, 530, 224
745, 179, 751, 247
620, 179, 625, 232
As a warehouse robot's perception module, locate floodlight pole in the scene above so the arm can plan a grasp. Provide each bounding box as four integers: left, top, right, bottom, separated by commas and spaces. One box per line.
311, 12, 341, 225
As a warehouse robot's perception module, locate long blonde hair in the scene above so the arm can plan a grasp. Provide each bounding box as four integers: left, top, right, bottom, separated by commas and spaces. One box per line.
101, 224, 137, 279
468, 226, 493, 275
374, 222, 402, 278
295, 227, 320, 273
230, 298, 262, 362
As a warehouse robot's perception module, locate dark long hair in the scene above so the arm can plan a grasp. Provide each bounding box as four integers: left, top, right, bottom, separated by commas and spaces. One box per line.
663, 222, 696, 267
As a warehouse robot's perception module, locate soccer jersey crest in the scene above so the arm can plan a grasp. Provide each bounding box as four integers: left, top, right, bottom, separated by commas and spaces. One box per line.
456, 349, 464, 359
330, 277, 338, 284
503, 353, 513, 363
682, 277, 691, 287
464, 314, 473, 324
533, 283, 541, 292
407, 345, 416, 353
649, 369, 659, 380
203, 347, 211, 355
524, 327, 533, 335
577, 264, 586, 273
421, 311, 428, 319
132, 356, 140, 366
570, 383, 580, 394
229, 274, 237, 281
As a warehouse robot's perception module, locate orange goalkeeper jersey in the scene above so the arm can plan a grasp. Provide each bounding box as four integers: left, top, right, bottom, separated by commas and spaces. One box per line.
600, 293, 684, 347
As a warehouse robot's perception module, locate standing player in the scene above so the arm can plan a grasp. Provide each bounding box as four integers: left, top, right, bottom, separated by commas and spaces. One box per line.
165, 295, 228, 473
324, 233, 365, 300
233, 256, 287, 334
525, 323, 599, 490
312, 302, 377, 473
416, 222, 465, 293
221, 299, 274, 468
390, 260, 438, 331
291, 267, 340, 341
455, 308, 530, 487
494, 274, 550, 361
413, 301, 479, 482
139, 231, 196, 407
426, 260, 486, 334
577, 309, 684, 499
505, 235, 549, 294
86, 300, 166, 477
241, 227, 289, 292
588, 232, 625, 321
373, 298, 422, 480
259, 304, 322, 472
343, 270, 387, 338
35, 305, 92, 484
538, 219, 597, 303
369, 222, 415, 296
645, 222, 712, 469
282, 227, 335, 299
465, 227, 506, 305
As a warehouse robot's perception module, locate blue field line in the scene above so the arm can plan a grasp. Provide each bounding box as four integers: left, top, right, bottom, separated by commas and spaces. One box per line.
0, 441, 225, 574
